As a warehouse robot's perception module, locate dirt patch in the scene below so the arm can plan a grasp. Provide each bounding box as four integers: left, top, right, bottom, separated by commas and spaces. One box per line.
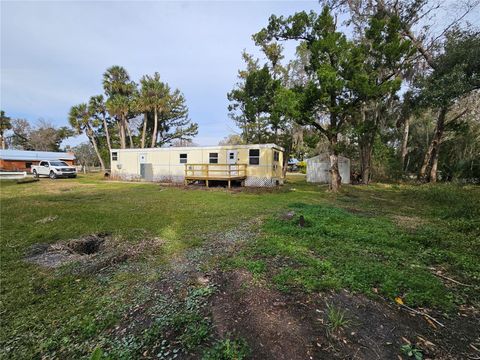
25, 233, 164, 272
211, 270, 320, 360
210, 270, 480, 360
106, 220, 262, 343
391, 214, 426, 231
67, 234, 106, 254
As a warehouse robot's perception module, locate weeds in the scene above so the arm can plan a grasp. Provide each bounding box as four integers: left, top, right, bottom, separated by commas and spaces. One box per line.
105, 285, 216, 359
325, 303, 351, 334
400, 344, 423, 360
233, 201, 480, 309
202, 337, 250, 360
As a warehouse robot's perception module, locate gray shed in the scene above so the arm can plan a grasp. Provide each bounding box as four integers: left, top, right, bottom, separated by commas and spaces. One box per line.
306, 154, 350, 184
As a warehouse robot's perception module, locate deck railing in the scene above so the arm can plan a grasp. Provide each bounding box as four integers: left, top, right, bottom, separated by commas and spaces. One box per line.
184, 163, 247, 180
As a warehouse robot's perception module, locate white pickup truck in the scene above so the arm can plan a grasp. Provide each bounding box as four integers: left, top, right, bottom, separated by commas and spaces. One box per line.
31, 160, 77, 179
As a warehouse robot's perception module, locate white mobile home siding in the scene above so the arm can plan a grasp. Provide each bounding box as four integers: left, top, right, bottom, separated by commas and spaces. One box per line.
110, 144, 284, 187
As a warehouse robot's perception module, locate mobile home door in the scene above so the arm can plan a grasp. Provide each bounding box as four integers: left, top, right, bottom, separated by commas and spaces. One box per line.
139, 153, 153, 181
227, 150, 238, 176
227, 150, 237, 164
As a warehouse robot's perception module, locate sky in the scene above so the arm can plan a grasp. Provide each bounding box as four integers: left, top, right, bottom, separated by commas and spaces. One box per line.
2, 1, 478, 148
1, 0, 322, 147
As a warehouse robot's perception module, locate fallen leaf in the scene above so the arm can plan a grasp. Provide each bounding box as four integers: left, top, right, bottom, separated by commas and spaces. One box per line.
395, 297, 404, 305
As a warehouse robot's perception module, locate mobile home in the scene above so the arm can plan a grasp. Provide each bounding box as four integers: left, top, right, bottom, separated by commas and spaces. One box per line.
110, 144, 284, 187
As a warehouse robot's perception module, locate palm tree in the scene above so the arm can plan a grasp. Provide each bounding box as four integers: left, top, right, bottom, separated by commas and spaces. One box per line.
102, 66, 136, 149
0, 110, 12, 150
135, 80, 152, 148
136, 72, 169, 148
88, 95, 112, 152
105, 95, 130, 149
69, 104, 105, 171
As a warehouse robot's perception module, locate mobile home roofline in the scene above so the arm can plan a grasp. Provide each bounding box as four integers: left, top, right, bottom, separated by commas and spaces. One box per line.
110, 143, 285, 152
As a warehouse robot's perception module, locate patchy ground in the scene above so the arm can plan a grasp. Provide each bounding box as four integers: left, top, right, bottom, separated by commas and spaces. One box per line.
1, 175, 479, 359
211, 269, 480, 360
25, 232, 165, 272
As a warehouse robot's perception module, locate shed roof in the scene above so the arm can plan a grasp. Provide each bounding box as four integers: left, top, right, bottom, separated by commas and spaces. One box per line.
0, 150, 75, 161
306, 153, 350, 162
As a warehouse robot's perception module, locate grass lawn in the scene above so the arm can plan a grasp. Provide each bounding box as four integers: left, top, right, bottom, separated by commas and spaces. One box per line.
1, 175, 479, 359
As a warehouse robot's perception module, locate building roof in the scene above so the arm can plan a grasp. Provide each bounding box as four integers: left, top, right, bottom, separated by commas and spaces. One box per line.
111, 143, 285, 152
306, 153, 350, 162
0, 150, 75, 161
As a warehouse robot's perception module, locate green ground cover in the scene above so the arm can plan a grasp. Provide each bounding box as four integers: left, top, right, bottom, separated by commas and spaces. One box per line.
1, 175, 478, 359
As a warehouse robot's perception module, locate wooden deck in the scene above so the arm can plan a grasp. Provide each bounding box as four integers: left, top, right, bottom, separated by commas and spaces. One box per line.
184, 163, 247, 188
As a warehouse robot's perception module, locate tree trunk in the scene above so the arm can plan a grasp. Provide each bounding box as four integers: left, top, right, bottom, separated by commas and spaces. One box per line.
119, 116, 126, 149
400, 116, 410, 172
430, 108, 469, 182
428, 109, 448, 182
141, 113, 148, 148
419, 107, 447, 181
126, 121, 134, 148
282, 150, 290, 178
328, 133, 341, 192
103, 115, 112, 152
358, 106, 376, 185
87, 127, 105, 171
429, 147, 440, 183
359, 140, 373, 185
151, 108, 158, 148
419, 138, 435, 180
1, 133, 5, 150
257, 120, 261, 144
243, 118, 249, 143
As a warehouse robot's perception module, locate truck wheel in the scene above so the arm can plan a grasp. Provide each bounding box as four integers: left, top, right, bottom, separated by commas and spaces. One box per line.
33, 170, 38, 178
49, 171, 57, 179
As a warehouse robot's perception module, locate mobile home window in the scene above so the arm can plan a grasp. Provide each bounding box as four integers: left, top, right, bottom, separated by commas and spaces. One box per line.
179, 153, 188, 164
209, 153, 218, 164
249, 149, 260, 165
273, 151, 279, 162
112, 152, 118, 161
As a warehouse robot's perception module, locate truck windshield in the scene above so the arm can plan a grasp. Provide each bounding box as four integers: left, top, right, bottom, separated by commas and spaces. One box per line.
50, 161, 69, 166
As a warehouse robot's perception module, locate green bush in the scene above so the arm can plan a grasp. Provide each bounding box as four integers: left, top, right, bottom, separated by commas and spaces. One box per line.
297, 161, 306, 174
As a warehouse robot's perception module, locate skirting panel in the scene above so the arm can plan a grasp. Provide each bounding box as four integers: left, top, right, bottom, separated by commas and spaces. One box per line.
244, 177, 280, 187
112, 172, 282, 187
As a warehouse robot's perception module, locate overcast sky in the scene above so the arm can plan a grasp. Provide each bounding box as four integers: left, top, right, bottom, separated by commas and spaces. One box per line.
1, 1, 478, 147
1, 0, 322, 146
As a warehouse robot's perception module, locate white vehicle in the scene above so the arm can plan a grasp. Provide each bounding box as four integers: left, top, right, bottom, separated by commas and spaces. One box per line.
31, 160, 77, 179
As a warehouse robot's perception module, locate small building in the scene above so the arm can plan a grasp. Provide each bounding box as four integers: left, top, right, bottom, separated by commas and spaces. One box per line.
110, 144, 284, 187
306, 154, 351, 184
0, 150, 76, 172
